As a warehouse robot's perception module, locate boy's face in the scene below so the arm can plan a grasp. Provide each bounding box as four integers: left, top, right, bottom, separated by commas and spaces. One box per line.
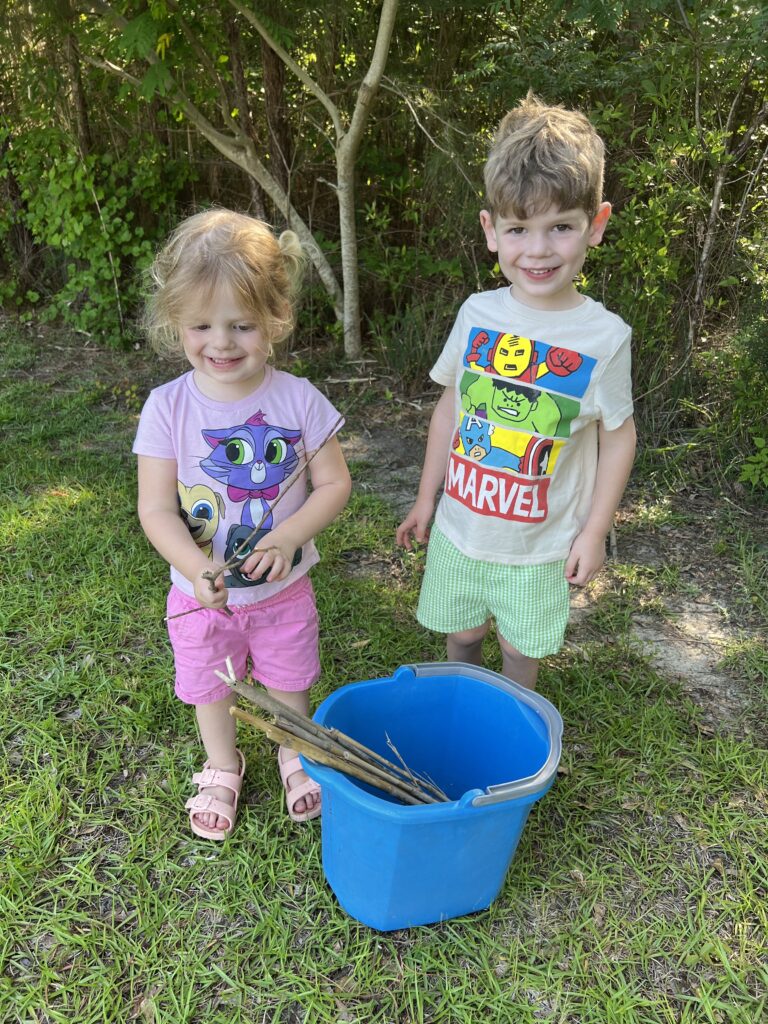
480, 202, 611, 311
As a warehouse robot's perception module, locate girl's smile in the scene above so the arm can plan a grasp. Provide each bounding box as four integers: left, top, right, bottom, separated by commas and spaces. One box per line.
182, 282, 271, 400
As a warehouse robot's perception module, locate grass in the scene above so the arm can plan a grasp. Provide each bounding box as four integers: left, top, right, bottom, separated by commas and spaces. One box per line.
2, 322, 767, 1023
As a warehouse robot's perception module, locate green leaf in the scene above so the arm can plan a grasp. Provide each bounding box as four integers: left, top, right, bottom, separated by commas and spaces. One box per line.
139, 62, 173, 100
118, 12, 158, 60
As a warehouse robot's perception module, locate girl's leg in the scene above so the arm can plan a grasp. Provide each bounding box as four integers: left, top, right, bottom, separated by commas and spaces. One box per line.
264, 686, 319, 816
193, 693, 241, 832
446, 621, 490, 666
496, 631, 539, 690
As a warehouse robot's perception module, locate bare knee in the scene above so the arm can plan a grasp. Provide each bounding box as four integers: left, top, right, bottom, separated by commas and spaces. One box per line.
447, 622, 489, 665
497, 632, 539, 690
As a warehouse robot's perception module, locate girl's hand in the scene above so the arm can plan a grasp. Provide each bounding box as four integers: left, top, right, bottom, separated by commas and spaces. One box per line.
193, 566, 229, 608
240, 534, 297, 584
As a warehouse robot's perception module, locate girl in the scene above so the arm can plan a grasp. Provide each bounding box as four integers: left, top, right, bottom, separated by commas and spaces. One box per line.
133, 209, 352, 839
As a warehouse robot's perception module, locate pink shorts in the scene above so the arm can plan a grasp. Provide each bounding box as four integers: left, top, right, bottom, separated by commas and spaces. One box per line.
166, 574, 321, 705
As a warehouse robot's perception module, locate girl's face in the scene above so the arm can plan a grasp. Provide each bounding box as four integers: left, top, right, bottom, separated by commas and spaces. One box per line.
181, 281, 271, 401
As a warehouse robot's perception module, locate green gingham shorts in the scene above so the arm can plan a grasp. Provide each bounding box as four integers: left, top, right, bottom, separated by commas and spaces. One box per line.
416, 525, 570, 658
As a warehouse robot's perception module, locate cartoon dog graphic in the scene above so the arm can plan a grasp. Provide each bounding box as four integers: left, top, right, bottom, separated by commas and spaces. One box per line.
177, 481, 225, 558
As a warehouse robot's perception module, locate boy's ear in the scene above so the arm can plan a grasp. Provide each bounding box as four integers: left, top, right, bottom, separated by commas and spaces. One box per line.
588, 202, 612, 246
479, 210, 499, 253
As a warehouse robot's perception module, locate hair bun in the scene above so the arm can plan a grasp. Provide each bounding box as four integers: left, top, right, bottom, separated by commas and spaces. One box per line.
278, 230, 306, 294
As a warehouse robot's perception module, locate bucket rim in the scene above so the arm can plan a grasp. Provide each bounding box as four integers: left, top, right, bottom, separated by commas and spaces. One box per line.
304, 662, 563, 809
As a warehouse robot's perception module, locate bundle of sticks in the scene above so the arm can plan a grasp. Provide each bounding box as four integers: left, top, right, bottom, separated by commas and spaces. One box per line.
215, 657, 449, 806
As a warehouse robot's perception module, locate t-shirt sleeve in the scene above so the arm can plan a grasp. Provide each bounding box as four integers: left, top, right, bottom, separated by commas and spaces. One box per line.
132, 388, 176, 459
429, 307, 466, 387
301, 380, 345, 451
594, 328, 634, 431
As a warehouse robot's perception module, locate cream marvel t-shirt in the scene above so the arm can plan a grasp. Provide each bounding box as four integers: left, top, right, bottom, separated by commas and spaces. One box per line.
431, 288, 633, 565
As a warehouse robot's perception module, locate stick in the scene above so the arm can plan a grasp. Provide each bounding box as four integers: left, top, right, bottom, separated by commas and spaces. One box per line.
217, 664, 444, 804
165, 414, 343, 621
203, 414, 344, 584
229, 706, 426, 805
217, 661, 448, 802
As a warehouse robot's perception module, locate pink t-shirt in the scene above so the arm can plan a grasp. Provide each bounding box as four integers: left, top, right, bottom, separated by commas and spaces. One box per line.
133, 366, 343, 606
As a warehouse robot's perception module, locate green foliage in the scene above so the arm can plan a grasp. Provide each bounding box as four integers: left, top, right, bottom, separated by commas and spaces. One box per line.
0, 125, 192, 344
1, 0, 766, 425
740, 437, 768, 491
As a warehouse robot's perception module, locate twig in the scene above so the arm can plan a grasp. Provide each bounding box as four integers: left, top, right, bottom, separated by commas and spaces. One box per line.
385, 731, 446, 802
216, 658, 449, 804
220, 667, 447, 803
229, 706, 426, 805
165, 415, 343, 621
202, 413, 344, 584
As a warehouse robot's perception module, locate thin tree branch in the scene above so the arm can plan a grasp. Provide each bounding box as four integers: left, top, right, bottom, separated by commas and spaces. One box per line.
226, 0, 343, 138
381, 78, 476, 190
201, 413, 343, 584
341, 0, 398, 158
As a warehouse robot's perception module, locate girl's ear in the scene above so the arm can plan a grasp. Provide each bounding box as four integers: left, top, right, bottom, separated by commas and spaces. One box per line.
588, 202, 612, 246
479, 210, 499, 253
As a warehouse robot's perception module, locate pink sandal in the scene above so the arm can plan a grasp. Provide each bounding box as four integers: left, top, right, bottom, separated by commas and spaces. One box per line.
185, 749, 246, 840
278, 750, 321, 822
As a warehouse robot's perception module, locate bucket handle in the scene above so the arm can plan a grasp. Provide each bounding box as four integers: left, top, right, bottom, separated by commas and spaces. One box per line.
403, 662, 563, 807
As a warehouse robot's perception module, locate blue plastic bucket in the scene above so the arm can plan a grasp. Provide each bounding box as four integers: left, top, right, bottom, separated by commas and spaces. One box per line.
302, 662, 563, 930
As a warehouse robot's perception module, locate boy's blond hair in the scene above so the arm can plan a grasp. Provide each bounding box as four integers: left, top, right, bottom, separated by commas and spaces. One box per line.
484, 92, 605, 221
143, 208, 305, 359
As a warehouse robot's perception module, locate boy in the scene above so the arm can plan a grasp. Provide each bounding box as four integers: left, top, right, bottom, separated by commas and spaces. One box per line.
396, 93, 636, 690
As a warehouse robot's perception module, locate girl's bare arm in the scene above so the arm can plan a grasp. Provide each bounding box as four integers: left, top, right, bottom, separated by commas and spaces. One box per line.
137, 454, 229, 607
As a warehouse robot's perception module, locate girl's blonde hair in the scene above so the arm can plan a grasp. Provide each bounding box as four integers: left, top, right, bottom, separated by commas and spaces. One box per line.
143, 209, 305, 358
484, 92, 605, 221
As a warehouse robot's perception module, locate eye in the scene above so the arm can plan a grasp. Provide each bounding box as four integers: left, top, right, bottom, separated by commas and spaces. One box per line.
235, 323, 256, 332
265, 438, 288, 464
553, 223, 573, 232
225, 438, 254, 465
190, 500, 214, 521
507, 226, 525, 235
191, 323, 210, 331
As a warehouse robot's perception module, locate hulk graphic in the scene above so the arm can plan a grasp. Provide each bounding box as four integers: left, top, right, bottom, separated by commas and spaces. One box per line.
461, 372, 577, 438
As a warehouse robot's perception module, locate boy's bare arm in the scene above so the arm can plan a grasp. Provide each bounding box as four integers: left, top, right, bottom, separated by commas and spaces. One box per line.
565, 415, 637, 586
396, 386, 455, 549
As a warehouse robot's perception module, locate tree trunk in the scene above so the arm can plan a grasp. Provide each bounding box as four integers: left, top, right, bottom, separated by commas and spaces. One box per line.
331, 0, 399, 359
63, 32, 92, 155
336, 145, 361, 360
226, 13, 268, 219
262, 39, 293, 197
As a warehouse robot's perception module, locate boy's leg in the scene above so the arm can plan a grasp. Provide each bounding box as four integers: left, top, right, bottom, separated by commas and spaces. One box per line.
446, 622, 490, 666
496, 631, 539, 690
264, 686, 320, 816
194, 693, 241, 831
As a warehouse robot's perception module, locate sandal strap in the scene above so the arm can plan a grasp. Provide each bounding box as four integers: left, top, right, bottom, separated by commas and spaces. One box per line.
185, 792, 236, 828
278, 754, 303, 785
191, 766, 243, 795
285, 777, 321, 807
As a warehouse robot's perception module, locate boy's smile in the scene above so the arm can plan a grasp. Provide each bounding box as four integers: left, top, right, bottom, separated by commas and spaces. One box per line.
480, 202, 611, 311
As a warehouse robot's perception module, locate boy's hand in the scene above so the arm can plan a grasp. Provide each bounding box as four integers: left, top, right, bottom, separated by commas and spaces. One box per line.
193, 566, 229, 608
396, 497, 434, 550
565, 529, 606, 586
239, 531, 297, 584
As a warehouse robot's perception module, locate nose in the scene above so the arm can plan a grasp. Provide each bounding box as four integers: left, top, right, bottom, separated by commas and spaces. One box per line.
525, 230, 550, 258
210, 326, 236, 350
